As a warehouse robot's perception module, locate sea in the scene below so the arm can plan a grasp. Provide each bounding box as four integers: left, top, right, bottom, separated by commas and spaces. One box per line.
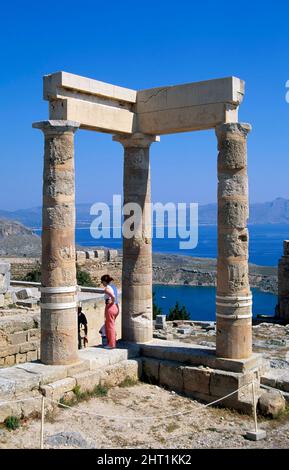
36, 224, 289, 319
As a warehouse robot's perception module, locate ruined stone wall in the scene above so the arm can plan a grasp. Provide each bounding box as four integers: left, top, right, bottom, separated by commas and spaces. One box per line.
0, 310, 40, 366
77, 258, 122, 287
2, 258, 40, 280
0, 297, 122, 367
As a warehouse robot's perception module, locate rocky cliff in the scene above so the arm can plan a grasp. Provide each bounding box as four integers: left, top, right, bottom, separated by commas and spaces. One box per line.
0, 219, 41, 256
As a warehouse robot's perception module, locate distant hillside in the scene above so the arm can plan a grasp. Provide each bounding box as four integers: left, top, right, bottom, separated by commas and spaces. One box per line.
2, 198, 289, 227
0, 219, 41, 256
199, 198, 289, 224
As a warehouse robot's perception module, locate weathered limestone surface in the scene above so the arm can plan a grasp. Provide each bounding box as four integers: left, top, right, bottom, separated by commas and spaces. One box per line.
0, 312, 40, 366
33, 120, 80, 365
215, 123, 252, 359
0, 346, 141, 422
0, 263, 10, 295
113, 133, 158, 343
44, 72, 244, 134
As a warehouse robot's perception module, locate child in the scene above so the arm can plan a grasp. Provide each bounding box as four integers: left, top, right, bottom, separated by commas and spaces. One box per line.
99, 324, 107, 347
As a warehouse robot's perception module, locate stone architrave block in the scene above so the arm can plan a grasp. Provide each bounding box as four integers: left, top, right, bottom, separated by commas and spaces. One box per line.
16, 288, 33, 300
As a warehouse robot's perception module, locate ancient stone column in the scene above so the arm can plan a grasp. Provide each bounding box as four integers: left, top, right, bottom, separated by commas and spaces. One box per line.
33, 120, 80, 365
277, 240, 289, 323
215, 122, 252, 359
113, 133, 159, 343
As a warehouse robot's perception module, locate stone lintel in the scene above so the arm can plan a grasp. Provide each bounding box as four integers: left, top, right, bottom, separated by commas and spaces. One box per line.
44, 71, 137, 104
39, 72, 246, 135
137, 76, 244, 113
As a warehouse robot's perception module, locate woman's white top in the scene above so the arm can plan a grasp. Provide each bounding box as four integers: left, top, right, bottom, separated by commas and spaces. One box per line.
104, 284, 118, 304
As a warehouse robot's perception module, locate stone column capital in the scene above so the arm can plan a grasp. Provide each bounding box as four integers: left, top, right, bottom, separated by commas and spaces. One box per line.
113, 132, 160, 148
32, 120, 80, 135
215, 122, 252, 139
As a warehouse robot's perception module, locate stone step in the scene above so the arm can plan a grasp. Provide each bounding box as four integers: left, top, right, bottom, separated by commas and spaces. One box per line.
0, 358, 142, 422
140, 340, 265, 374
141, 356, 256, 414
261, 368, 289, 393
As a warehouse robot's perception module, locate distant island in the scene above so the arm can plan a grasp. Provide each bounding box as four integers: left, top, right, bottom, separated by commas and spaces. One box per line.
2, 197, 289, 228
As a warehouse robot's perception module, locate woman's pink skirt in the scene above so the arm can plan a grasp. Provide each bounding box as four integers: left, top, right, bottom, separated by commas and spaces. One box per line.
105, 303, 119, 348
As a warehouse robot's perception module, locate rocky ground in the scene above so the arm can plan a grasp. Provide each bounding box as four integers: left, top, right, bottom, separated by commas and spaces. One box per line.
154, 321, 289, 367
0, 381, 288, 449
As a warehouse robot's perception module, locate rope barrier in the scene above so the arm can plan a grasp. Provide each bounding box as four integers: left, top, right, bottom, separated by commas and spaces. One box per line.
44, 380, 253, 422
1, 377, 279, 448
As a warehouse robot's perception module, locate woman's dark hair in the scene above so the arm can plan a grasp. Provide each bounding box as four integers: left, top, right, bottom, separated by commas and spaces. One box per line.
101, 274, 114, 284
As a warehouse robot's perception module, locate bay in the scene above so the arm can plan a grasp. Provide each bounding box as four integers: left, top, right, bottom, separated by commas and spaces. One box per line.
153, 285, 277, 321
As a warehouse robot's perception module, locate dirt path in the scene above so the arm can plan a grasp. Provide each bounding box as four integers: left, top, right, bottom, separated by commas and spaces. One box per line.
0, 382, 289, 449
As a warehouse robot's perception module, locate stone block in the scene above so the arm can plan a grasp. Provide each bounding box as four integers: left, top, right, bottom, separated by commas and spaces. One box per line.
19, 342, 39, 354
26, 350, 38, 362
102, 359, 141, 388
40, 377, 76, 401
177, 327, 191, 334
0, 377, 16, 399
245, 430, 267, 441
76, 251, 86, 261
0, 402, 22, 423
155, 315, 166, 330
0, 295, 4, 307
66, 361, 90, 376
141, 357, 160, 384
4, 355, 15, 366
261, 369, 289, 393
85, 251, 95, 260
107, 250, 118, 261
78, 349, 110, 370
0, 263, 10, 295
159, 360, 184, 392
27, 328, 40, 340
16, 288, 33, 300
258, 390, 286, 418
15, 353, 27, 364
94, 250, 105, 260
73, 370, 103, 393
210, 369, 240, 397
0, 367, 40, 394
107, 348, 128, 365
18, 393, 43, 418
16, 362, 68, 385
10, 331, 28, 345
183, 366, 211, 396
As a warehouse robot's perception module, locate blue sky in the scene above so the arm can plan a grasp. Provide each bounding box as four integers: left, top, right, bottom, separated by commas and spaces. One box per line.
0, 0, 289, 210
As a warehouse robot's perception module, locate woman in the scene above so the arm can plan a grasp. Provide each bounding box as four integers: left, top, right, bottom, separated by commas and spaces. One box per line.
100, 274, 119, 349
